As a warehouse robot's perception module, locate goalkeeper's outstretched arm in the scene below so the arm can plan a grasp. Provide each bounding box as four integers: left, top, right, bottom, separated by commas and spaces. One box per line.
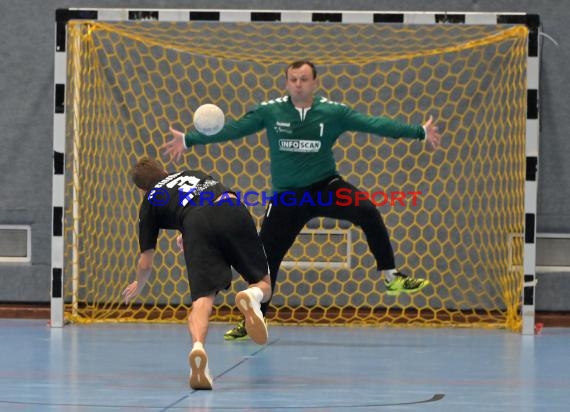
162, 110, 265, 162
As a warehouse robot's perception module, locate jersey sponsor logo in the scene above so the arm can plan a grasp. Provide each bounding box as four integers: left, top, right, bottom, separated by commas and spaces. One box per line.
274, 121, 293, 134
279, 139, 321, 152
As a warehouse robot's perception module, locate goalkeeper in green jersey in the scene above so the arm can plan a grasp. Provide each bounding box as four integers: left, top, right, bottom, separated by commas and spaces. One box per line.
163, 60, 442, 341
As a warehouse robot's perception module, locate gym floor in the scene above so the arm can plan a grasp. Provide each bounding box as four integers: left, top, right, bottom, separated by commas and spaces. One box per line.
1, 319, 568, 411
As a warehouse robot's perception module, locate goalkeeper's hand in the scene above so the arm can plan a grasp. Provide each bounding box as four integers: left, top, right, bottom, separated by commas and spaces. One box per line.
423, 115, 441, 151
161, 127, 186, 162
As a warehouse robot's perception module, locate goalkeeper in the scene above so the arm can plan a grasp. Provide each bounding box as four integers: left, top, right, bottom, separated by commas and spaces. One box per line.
122, 157, 271, 388
162, 60, 441, 341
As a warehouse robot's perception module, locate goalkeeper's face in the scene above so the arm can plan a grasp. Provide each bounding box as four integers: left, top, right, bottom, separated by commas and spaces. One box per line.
286, 64, 317, 107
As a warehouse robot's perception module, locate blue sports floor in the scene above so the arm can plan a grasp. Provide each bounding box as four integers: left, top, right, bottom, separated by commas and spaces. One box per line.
0, 319, 569, 411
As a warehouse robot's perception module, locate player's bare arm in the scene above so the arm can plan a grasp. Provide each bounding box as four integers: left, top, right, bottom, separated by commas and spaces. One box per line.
122, 249, 155, 303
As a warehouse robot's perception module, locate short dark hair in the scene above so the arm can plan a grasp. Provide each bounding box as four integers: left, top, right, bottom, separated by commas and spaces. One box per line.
285, 60, 317, 79
131, 157, 168, 191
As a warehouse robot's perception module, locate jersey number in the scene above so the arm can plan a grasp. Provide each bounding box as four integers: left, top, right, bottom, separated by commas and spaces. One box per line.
167, 175, 201, 207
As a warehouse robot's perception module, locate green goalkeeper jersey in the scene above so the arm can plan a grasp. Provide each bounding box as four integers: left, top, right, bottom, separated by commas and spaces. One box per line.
184, 95, 425, 193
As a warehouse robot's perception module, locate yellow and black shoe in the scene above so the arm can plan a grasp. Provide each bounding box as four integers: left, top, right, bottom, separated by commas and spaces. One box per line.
384, 271, 429, 296
223, 319, 249, 341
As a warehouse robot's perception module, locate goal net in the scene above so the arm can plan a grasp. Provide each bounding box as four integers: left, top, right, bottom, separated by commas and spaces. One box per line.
61, 16, 528, 330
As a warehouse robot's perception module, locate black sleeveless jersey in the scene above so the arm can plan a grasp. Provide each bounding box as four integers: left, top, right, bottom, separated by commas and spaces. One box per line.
138, 170, 230, 252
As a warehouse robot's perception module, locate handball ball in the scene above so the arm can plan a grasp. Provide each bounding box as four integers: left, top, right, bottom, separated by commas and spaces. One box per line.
193, 104, 225, 136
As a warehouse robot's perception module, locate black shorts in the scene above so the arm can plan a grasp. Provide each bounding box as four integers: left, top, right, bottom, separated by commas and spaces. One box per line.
181, 202, 268, 301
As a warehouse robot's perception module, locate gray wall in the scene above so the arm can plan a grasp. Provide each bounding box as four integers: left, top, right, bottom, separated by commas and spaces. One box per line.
1, 0, 569, 305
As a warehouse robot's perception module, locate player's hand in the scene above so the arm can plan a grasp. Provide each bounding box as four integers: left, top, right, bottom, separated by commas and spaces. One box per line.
176, 234, 184, 251
122, 281, 143, 304
423, 115, 441, 151
161, 127, 186, 162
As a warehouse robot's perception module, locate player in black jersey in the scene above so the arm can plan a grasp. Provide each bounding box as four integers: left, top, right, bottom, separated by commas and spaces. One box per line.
122, 157, 271, 390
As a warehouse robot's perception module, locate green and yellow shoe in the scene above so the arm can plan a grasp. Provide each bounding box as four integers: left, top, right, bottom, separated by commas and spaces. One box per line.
385, 272, 429, 296
223, 319, 249, 341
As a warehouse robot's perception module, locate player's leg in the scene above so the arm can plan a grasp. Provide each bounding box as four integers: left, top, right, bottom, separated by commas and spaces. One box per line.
224, 200, 309, 340
182, 209, 234, 388
259, 200, 309, 313
321, 178, 429, 294
216, 202, 274, 344
187, 294, 214, 390
235, 274, 271, 344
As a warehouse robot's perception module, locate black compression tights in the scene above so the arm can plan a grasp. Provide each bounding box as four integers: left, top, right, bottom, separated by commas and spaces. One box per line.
258, 177, 396, 316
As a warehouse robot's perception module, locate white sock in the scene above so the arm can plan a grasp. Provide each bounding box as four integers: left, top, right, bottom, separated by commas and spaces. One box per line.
192, 341, 204, 351
246, 286, 264, 303
382, 269, 398, 282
